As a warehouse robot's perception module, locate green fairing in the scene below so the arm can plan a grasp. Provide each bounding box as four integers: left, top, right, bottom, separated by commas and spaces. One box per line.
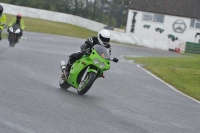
66, 45, 110, 89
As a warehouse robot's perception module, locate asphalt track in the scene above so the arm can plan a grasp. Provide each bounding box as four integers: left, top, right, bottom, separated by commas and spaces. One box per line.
0, 32, 199, 133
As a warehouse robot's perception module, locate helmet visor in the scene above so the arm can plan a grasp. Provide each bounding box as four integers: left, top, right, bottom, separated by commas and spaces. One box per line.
17, 16, 21, 19
99, 34, 110, 43
0, 10, 2, 16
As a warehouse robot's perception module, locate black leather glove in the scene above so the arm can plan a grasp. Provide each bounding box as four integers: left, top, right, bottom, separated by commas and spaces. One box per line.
2, 24, 7, 28
80, 44, 91, 54
85, 40, 93, 47
80, 44, 87, 51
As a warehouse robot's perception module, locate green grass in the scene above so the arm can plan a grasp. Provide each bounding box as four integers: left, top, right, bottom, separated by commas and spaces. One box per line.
126, 55, 200, 101
2, 33, 8, 39
4, 14, 97, 39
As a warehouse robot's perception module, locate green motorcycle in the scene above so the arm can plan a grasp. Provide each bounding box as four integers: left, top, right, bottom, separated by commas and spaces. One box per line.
59, 45, 118, 95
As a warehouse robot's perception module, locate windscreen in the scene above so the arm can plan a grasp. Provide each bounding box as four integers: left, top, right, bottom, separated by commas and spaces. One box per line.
93, 45, 110, 60
13, 24, 20, 30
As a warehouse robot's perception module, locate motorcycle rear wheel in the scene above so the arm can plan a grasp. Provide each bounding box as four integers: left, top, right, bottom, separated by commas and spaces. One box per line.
59, 78, 71, 90
77, 72, 96, 95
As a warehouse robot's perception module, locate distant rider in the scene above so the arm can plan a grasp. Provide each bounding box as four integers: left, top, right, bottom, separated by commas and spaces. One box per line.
0, 4, 6, 41
8, 14, 25, 41
63, 29, 112, 78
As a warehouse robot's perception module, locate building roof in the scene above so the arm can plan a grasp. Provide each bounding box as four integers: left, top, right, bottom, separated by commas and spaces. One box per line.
129, 0, 200, 19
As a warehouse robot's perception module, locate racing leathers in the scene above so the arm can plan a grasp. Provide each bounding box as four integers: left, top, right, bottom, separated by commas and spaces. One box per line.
65, 37, 111, 75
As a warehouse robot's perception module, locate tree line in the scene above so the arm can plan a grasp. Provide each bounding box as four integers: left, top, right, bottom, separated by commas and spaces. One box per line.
1, 0, 130, 29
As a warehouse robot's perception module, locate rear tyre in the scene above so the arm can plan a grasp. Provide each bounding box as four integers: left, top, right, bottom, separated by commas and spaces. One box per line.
77, 72, 96, 95
59, 78, 71, 90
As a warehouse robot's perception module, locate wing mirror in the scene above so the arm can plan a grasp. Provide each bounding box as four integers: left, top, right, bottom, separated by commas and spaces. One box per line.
112, 57, 119, 63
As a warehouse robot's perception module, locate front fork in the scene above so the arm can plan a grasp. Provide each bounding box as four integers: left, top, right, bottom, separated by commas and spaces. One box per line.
80, 66, 100, 83
81, 66, 90, 82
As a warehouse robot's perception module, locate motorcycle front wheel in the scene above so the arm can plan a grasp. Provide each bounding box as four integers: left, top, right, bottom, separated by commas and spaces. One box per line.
9, 42, 16, 47
77, 72, 97, 95
8, 35, 16, 47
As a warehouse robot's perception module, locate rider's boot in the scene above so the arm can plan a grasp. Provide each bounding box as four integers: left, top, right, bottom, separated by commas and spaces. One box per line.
60, 61, 67, 80
60, 61, 72, 79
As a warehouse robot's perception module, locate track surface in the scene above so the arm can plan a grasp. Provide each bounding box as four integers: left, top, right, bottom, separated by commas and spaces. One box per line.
0, 32, 199, 133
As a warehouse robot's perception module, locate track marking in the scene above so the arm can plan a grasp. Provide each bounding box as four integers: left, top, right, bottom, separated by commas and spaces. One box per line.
137, 64, 200, 104
3, 121, 37, 133
121, 55, 200, 104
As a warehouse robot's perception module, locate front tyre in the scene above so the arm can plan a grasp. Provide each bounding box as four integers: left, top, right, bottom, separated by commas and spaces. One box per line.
8, 34, 16, 47
77, 72, 97, 95
9, 42, 16, 47
59, 78, 71, 90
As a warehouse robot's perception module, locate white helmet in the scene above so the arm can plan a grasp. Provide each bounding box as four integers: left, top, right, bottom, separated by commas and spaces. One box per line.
97, 29, 111, 46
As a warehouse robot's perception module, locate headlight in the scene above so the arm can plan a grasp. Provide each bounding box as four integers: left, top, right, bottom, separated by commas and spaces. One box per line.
94, 58, 100, 64
100, 62, 106, 68
9, 27, 13, 32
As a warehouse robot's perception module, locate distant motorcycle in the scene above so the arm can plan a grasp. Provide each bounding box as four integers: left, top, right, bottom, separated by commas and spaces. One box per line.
8, 24, 21, 47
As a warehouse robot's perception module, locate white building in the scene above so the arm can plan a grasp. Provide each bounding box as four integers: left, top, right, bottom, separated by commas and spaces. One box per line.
126, 0, 200, 50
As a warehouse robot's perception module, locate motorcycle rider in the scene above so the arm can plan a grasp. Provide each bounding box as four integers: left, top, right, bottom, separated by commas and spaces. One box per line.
8, 14, 25, 41
0, 4, 6, 41
63, 29, 111, 78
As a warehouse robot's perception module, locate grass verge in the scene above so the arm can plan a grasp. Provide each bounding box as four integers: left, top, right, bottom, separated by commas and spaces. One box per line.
4, 14, 97, 39
2, 33, 8, 39
126, 55, 200, 101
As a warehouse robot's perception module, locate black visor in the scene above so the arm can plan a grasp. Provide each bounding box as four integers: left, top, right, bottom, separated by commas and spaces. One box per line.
0, 10, 2, 16
99, 34, 110, 43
